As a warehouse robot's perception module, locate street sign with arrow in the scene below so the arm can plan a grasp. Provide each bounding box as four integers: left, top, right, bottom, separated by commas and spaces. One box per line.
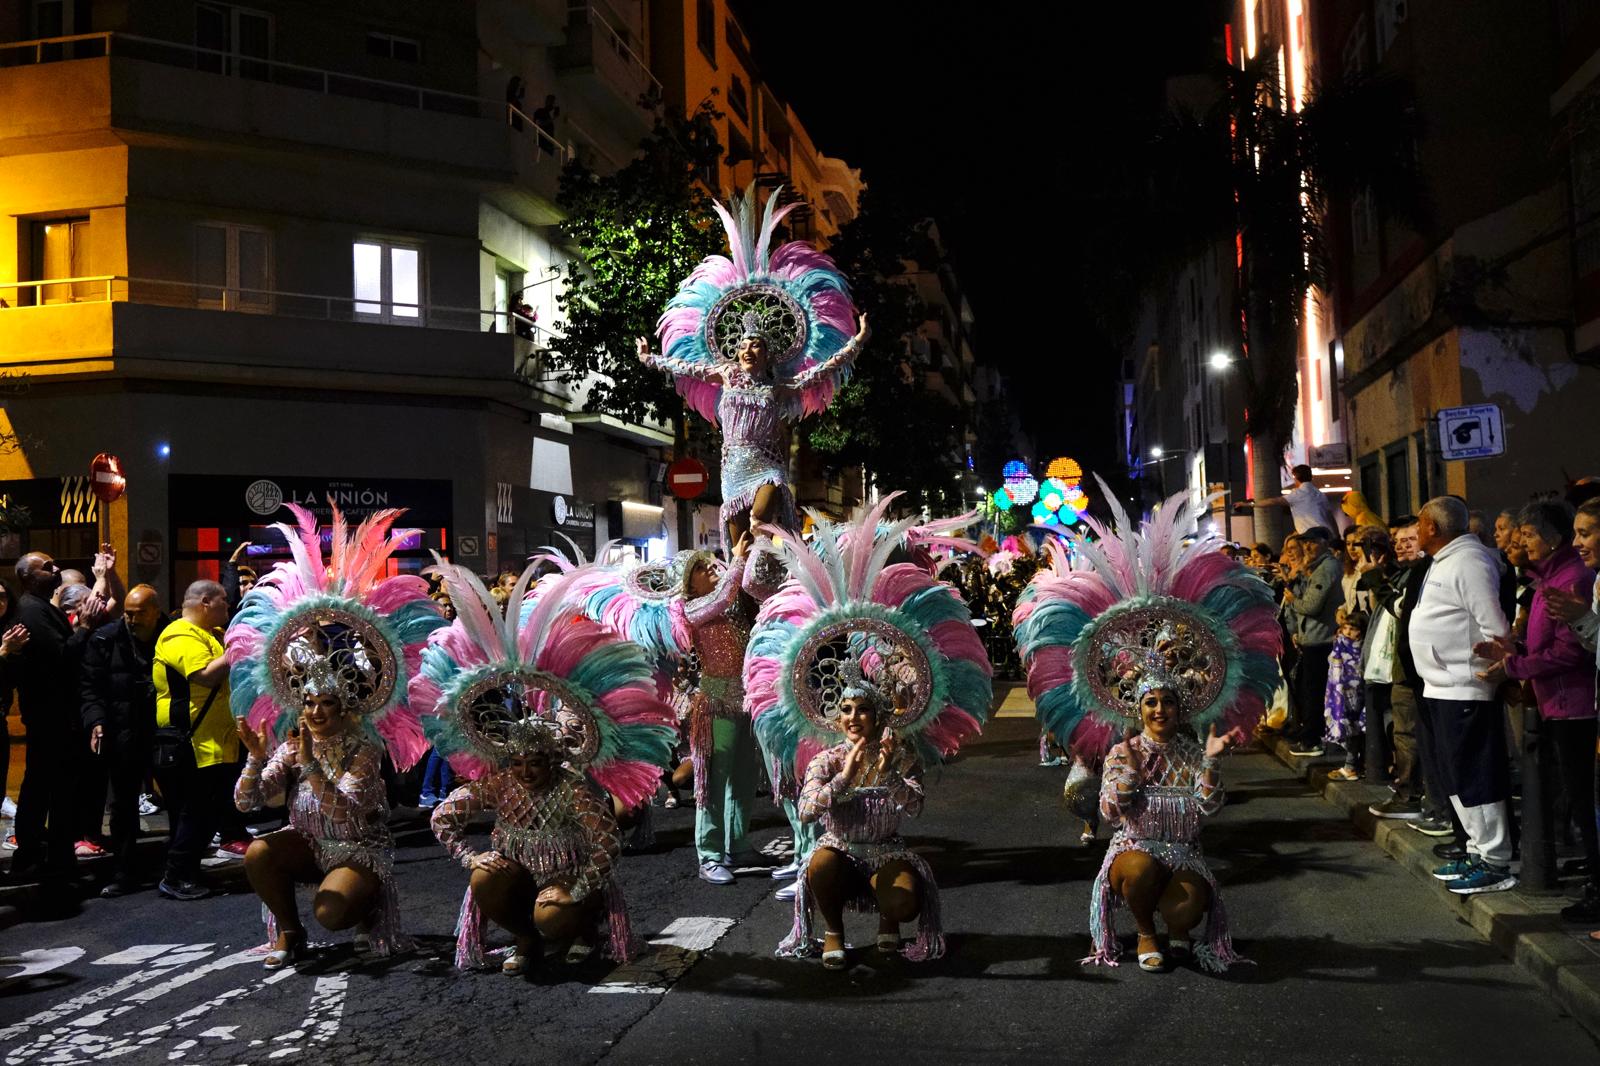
1436, 404, 1505, 461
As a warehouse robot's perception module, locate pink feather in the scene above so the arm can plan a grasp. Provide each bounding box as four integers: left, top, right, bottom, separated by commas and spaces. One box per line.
246, 693, 280, 732
1025, 646, 1074, 700
711, 201, 749, 277
590, 760, 664, 811
929, 619, 989, 673
274, 503, 326, 593
375, 709, 428, 771
921, 706, 981, 755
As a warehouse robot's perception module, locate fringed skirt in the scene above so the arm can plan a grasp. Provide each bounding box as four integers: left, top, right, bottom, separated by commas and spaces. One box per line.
777, 840, 944, 962
1084, 831, 1244, 974
258, 828, 411, 958
719, 443, 795, 537
452, 828, 636, 970
687, 679, 743, 809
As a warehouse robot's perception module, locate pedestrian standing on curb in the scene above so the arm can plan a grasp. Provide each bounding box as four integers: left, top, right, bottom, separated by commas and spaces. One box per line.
1324, 608, 1368, 781
152, 580, 236, 901
1480, 501, 1598, 919
1542, 497, 1600, 938
8, 552, 80, 887
1285, 526, 1342, 758
80, 585, 168, 897
1410, 497, 1517, 895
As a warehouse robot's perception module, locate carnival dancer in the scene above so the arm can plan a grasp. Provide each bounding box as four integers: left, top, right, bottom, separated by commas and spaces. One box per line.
745, 495, 993, 968
637, 183, 869, 547
672, 534, 770, 884
1013, 482, 1281, 973
226, 504, 446, 969
413, 560, 675, 973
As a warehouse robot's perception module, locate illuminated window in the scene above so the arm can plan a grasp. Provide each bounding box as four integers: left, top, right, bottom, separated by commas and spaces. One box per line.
353, 241, 423, 324
28, 217, 92, 305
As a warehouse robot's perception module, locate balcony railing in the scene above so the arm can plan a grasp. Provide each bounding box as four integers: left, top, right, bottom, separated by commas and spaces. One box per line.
0, 275, 560, 344
1, 28, 571, 160
566, 5, 661, 96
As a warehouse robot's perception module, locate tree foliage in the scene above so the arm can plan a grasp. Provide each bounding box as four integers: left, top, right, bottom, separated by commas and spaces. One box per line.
806, 189, 967, 513
548, 103, 726, 426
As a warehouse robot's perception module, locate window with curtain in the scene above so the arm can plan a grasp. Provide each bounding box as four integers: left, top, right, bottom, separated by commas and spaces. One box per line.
30, 217, 92, 305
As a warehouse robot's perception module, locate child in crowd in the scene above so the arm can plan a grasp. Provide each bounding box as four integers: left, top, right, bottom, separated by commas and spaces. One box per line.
1325, 607, 1368, 781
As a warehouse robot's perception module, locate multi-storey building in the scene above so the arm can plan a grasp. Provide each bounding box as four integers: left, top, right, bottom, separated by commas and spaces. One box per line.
0, 0, 674, 601
1318, 0, 1595, 517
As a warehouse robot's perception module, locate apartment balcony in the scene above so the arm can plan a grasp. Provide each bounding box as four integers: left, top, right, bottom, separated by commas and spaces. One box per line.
0, 275, 543, 400
0, 34, 513, 177
479, 0, 569, 47
553, 6, 660, 137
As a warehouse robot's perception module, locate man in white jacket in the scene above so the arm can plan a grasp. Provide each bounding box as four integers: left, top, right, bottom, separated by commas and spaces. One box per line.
1409, 496, 1516, 894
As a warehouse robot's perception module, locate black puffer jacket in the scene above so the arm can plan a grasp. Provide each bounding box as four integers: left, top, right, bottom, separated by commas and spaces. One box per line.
80, 616, 167, 736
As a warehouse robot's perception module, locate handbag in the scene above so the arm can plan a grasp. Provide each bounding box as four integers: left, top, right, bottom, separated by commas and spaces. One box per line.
151, 664, 221, 772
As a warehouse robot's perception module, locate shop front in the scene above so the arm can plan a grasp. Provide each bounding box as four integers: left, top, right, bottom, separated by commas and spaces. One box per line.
167, 474, 452, 603
495, 487, 598, 573
0, 475, 101, 571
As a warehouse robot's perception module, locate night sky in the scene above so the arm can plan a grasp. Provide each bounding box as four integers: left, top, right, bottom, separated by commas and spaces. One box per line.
730, 0, 1224, 484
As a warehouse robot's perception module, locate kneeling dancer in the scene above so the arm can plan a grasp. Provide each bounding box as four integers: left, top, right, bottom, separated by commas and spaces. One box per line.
745, 493, 994, 968
1013, 482, 1281, 973
227, 505, 446, 968
413, 560, 676, 973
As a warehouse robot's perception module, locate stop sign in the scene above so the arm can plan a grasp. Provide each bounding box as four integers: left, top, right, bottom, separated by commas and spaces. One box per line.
90, 452, 127, 503
666, 457, 709, 500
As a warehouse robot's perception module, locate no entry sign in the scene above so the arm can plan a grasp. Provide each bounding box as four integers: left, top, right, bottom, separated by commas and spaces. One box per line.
666, 457, 709, 500
90, 453, 127, 503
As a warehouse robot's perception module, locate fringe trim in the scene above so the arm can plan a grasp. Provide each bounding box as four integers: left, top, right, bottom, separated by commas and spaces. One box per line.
775, 847, 944, 962
1081, 837, 1246, 973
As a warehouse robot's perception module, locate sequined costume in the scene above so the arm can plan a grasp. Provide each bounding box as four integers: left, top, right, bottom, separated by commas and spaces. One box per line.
1086, 732, 1237, 972
778, 741, 944, 961
234, 738, 411, 956
744, 494, 994, 962
644, 183, 863, 548
1012, 479, 1281, 975
639, 347, 862, 542
673, 550, 763, 862
409, 557, 675, 971
431, 772, 632, 969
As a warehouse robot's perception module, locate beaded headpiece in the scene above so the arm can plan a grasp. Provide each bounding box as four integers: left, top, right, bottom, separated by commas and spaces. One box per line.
1013, 479, 1282, 753
655, 182, 858, 424
744, 492, 993, 781
226, 503, 445, 768
409, 558, 676, 808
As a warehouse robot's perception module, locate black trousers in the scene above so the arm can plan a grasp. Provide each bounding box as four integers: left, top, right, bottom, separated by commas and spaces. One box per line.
12, 720, 77, 879
1414, 692, 1462, 825
1542, 716, 1600, 885
156, 761, 236, 883
104, 728, 151, 883
1293, 643, 1333, 746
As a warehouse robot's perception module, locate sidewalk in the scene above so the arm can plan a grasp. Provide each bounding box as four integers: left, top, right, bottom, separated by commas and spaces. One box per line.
1261, 734, 1600, 1041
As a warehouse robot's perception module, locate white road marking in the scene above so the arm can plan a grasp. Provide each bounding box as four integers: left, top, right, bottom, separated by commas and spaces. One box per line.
0, 959, 203, 1042
0, 947, 87, 986
92, 946, 184, 967
590, 916, 736, 995
195, 1027, 237, 1040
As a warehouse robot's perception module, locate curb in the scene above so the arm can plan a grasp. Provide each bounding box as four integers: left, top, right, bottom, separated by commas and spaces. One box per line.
1261, 734, 1600, 1039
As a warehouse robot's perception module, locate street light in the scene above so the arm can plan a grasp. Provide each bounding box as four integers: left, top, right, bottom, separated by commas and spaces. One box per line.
1149, 445, 1164, 458
1209, 351, 1233, 371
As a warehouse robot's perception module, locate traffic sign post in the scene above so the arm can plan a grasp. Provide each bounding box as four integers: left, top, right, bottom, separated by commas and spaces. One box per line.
1436, 404, 1505, 461
666, 457, 709, 500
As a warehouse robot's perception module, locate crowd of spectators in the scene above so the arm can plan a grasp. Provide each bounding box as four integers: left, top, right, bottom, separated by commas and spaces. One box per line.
1245, 470, 1600, 913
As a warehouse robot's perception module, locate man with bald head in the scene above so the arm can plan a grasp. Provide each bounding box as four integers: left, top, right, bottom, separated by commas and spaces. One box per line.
9, 551, 78, 884
80, 585, 168, 896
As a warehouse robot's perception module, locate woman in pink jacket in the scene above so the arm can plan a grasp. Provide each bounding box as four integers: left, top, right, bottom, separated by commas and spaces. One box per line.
1481, 500, 1598, 921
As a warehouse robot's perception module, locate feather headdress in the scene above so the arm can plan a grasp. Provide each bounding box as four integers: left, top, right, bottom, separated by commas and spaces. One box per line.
225, 503, 445, 769
516, 543, 691, 667
745, 493, 993, 784
1012, 478, 1281, 757
655, 182, 858, 424
410, 558, 676, 809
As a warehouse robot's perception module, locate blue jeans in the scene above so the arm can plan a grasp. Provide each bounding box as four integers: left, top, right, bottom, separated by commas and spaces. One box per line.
421, 750, 454, 800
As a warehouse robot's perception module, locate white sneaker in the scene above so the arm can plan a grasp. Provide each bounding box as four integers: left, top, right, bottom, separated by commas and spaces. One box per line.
138, 794, 158, 816
774, 882, 798, 902
1, 797, 16, 819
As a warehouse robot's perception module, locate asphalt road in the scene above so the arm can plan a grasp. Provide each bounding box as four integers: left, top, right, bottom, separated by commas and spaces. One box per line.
2, 718, 1596, 1066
